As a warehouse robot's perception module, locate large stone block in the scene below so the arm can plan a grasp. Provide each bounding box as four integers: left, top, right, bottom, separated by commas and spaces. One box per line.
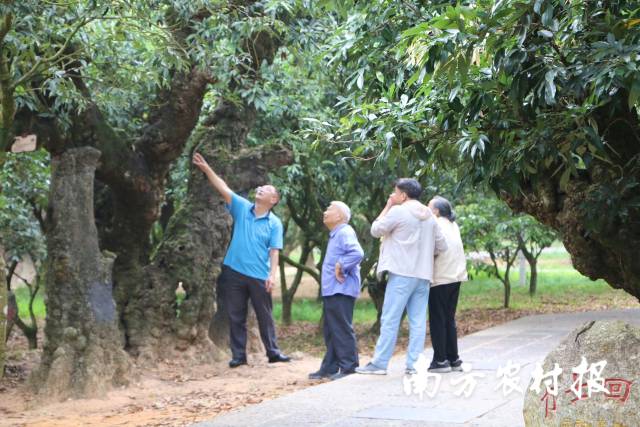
523, 320, 639, 426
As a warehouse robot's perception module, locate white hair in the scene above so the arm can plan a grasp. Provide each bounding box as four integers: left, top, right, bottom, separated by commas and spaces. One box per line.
332, 201, 351, 223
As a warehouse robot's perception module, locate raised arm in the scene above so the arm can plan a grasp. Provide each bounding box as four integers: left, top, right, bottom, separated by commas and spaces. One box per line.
192, 152, 232, 204
371, 204, 400, 238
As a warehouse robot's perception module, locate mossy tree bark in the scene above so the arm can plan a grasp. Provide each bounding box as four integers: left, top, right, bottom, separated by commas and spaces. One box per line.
114, 27, 287, 361
32, 148, 131, 401
500, 102, 640, 301
120, 96, 291, 362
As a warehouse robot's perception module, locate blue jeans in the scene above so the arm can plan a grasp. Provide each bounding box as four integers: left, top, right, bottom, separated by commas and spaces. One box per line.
372, 273, 430, 370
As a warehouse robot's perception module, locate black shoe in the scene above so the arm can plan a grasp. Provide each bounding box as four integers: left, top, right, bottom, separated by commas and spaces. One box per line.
428, 360, 452, 373
229, 358, 247, 368
330, 370, 355, 381
268, 354, 291, 364
450, 358, 464, 372
308, 370, 333, 380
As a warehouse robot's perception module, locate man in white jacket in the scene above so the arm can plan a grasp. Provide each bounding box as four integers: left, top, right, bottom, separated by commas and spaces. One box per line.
356, 178, 447, 375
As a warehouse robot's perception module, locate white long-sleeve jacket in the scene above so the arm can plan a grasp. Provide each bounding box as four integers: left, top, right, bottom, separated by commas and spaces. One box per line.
432, 217, 468, 287
371, 200, 447, 282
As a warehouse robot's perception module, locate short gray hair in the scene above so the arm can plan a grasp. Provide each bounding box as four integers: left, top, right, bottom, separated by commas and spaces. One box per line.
431, 196, 456, 222
332, 201, 351, 223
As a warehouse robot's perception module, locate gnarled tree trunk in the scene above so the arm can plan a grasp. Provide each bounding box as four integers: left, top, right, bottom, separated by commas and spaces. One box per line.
32, 148, 130, 401
501, 102, 640, 301
130, 98, 291, 362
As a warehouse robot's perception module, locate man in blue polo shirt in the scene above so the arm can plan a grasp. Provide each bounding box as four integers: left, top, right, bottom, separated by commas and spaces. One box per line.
193, 152, 290, 368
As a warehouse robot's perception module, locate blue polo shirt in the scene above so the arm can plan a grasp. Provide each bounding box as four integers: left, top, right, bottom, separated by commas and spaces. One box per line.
223, 192, 284, 280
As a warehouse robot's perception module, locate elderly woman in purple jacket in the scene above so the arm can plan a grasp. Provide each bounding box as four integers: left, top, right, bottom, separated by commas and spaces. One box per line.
308, 201, 364, 381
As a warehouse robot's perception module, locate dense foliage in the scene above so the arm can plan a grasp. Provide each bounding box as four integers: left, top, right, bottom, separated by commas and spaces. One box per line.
319, 0, 640, 299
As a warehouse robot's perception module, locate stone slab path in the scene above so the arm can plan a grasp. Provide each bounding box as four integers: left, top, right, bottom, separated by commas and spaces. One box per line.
195, 309, 640, 427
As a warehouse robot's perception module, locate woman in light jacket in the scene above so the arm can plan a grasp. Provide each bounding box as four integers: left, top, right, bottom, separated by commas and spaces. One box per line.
427, 196, 468, 373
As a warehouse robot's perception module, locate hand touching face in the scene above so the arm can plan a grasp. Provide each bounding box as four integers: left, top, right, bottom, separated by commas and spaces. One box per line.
386, 186, 408, 207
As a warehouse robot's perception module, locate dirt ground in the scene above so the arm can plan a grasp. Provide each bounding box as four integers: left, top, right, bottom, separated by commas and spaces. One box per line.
0, 305, 535, 427
0, 343, 321, 427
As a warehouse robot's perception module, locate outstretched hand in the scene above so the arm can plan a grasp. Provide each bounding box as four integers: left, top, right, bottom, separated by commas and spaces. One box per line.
192, 152, 210, 172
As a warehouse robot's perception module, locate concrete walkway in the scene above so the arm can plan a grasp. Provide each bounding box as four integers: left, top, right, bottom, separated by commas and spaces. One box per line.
195, 309, 640, 427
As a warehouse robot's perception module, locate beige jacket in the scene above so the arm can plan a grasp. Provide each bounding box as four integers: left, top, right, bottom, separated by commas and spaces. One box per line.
371, 200, 447, 282
432, 217, 468, 287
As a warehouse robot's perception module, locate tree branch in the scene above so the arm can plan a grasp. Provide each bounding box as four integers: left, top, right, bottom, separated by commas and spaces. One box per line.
135, 68, 213, 173
6, 259, 17, 290
285, 239, 313, 299
28, 198, 48, 234
282, 254, 320, 285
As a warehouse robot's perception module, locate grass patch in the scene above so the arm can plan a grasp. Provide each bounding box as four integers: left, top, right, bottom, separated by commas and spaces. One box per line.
274, 246, 637, 324
12, 286, 46, 320
273, 298, 378, 325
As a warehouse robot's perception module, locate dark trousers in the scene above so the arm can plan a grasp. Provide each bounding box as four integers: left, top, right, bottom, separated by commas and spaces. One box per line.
319, 294, 359, 374
218, 265, 280, 359
428, 282, 461, 363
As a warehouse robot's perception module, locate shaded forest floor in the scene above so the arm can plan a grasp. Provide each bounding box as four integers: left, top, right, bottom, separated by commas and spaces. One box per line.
0, 332, 319, 427
1, 292, 637, 427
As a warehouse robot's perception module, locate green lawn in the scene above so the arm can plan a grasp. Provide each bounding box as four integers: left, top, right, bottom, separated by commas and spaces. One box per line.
12, 243, 637, 325
272, 298, 379, 324
12, 286, 46, 320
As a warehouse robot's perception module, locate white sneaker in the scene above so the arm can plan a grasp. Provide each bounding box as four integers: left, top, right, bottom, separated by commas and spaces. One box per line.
355, 362, 387, 375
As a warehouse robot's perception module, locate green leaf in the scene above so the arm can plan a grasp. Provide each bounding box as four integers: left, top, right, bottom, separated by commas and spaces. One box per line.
414, 143, 430, 162
559, 168, 571, 190
544, 69, 557, 104
357, 70, 365, 90
384, 131, 395, 144
541, 7, 554, 27
533, 0, 544, 14
628, 79, 640, 110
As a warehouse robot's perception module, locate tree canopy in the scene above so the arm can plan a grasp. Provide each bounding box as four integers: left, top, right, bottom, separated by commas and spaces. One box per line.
314, 0, 640, 299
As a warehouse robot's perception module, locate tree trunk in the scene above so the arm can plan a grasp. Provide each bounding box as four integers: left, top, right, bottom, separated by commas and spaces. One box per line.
282, 294, 294, 326
8, 292, 38, 349
528, 258, 538, 297
5, 292, 14, 343
503, 264, 511, 309
367, 277, 387, 334
118, 98, 292, 362
32, 148, 130, 401
280, 240, 312, 325
500, 107, 640, 300
104, 27, 284, 362
0, 248, 6, 378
